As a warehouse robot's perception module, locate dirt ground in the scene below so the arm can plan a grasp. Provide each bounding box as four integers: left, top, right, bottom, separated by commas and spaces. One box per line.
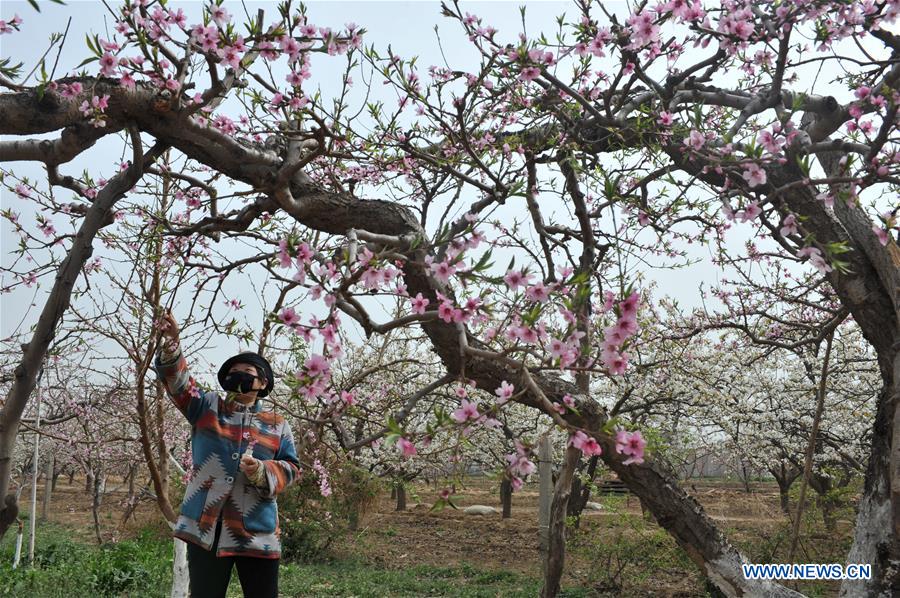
15, 475, 846, 596
327, 478, 797, 596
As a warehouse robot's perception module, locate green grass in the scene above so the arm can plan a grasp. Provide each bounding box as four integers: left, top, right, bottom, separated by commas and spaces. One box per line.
1, 518, 573, 597
0, 518, 172, 597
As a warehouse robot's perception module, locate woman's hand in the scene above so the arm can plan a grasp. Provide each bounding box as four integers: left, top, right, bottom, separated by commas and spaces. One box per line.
159, 310, 181, 351
240, 454, 263, 482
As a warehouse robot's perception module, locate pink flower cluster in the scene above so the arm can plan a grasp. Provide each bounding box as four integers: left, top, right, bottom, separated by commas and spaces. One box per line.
79, 95, 111, 128
797, 246, 833, 274
397, 437, 417, 458
779, 214, 798, 238
615, 429, 646, 465
569, 431, 602, 457
601, 292, 640, 375
451, 398, 479, 423
626, 10, 660, 49
495, 381, 515, 404
742, 163, 766, 188
0, 14, 22, 34
434, 291, 483, 324
504, 441, 536, 490
735, 200, 762, 223
312, 459, 331, 497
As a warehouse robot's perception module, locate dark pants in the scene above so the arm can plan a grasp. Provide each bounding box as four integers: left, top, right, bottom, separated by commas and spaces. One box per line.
186, 519, 279, 598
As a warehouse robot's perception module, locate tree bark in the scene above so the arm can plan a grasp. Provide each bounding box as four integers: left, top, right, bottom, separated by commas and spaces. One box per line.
541, 446, 580, 598
500, 478, 513, 519
170, 535, 189, 598
770, 462, 801, 515
41, 453, 53, 520
395, 482, 406, 511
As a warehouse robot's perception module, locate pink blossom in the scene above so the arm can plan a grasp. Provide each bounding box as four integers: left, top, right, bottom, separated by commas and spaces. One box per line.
209, 5, 230, 26
99, 53, 118, 76
738, 201, 762, 223
615, 429, 646, 465
411, 292, 429, 314
279, 307, 300, 327
503, 269, 531, 291
60, 82, 83, 98
218, 45, 242, 70
305, 354, 330, 378
286, 71, 305, 86
796, 246, 833, 274
437, 301, 456, 323
602, 349, 629, 375
495, 381, 514, 404
684, 130, 705, 151
549, 338, 568, 359
779, 214, 798, 237
397, 437, 417, 458
279, 36, 302, 62
613, 315, 638, 337
626, 10, 660, 48
14, 184, 31, 198
730, 20, 754, 40
742, 163, 767, 188
619, 292, 640, 317
872, 225, 890, 246
757, 130, 784, 154
38, 221, 56, 238
451, 399, 480, 423
0, 14, 22, 34
525, 282, 550, 303
430, 260, 456, 284
519, 66, 541, 82
569, 431, 603, 457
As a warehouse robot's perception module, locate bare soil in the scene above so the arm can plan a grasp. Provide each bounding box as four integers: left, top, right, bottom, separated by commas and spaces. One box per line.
15, 475, 850, 597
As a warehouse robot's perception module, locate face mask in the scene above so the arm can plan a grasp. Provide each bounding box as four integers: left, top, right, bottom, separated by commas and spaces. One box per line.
222, 371, 258, 394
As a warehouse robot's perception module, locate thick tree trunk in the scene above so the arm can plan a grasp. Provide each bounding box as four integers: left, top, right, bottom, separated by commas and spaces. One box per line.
840, 383, 898, 597
568, 455, 599, 529
395, 483, 406, 511
541, 446, 580, 598
770, 462, 801, 515
500, 478, 513, 519
170, 535, 189, 598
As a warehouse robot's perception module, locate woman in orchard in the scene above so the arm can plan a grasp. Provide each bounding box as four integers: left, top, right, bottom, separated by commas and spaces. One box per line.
155, 311, 301, 598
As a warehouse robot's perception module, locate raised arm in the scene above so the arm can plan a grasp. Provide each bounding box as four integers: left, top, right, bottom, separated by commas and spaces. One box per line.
153, 311, 213, 424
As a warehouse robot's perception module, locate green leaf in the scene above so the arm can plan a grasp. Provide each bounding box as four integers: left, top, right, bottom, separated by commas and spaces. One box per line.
75, 56, 100, 68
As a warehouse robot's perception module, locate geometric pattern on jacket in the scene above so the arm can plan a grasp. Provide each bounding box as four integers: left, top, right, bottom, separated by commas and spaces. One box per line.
154, 349, 302, 559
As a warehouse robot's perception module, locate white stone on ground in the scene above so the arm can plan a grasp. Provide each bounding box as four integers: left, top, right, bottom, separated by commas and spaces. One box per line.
463, 505, 498, 515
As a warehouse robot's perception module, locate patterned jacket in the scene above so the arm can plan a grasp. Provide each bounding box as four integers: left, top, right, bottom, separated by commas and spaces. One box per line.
154, 348, 301, 558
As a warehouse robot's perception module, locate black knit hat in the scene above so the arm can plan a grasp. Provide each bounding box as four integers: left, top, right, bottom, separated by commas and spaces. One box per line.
218, 352, 274, 398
